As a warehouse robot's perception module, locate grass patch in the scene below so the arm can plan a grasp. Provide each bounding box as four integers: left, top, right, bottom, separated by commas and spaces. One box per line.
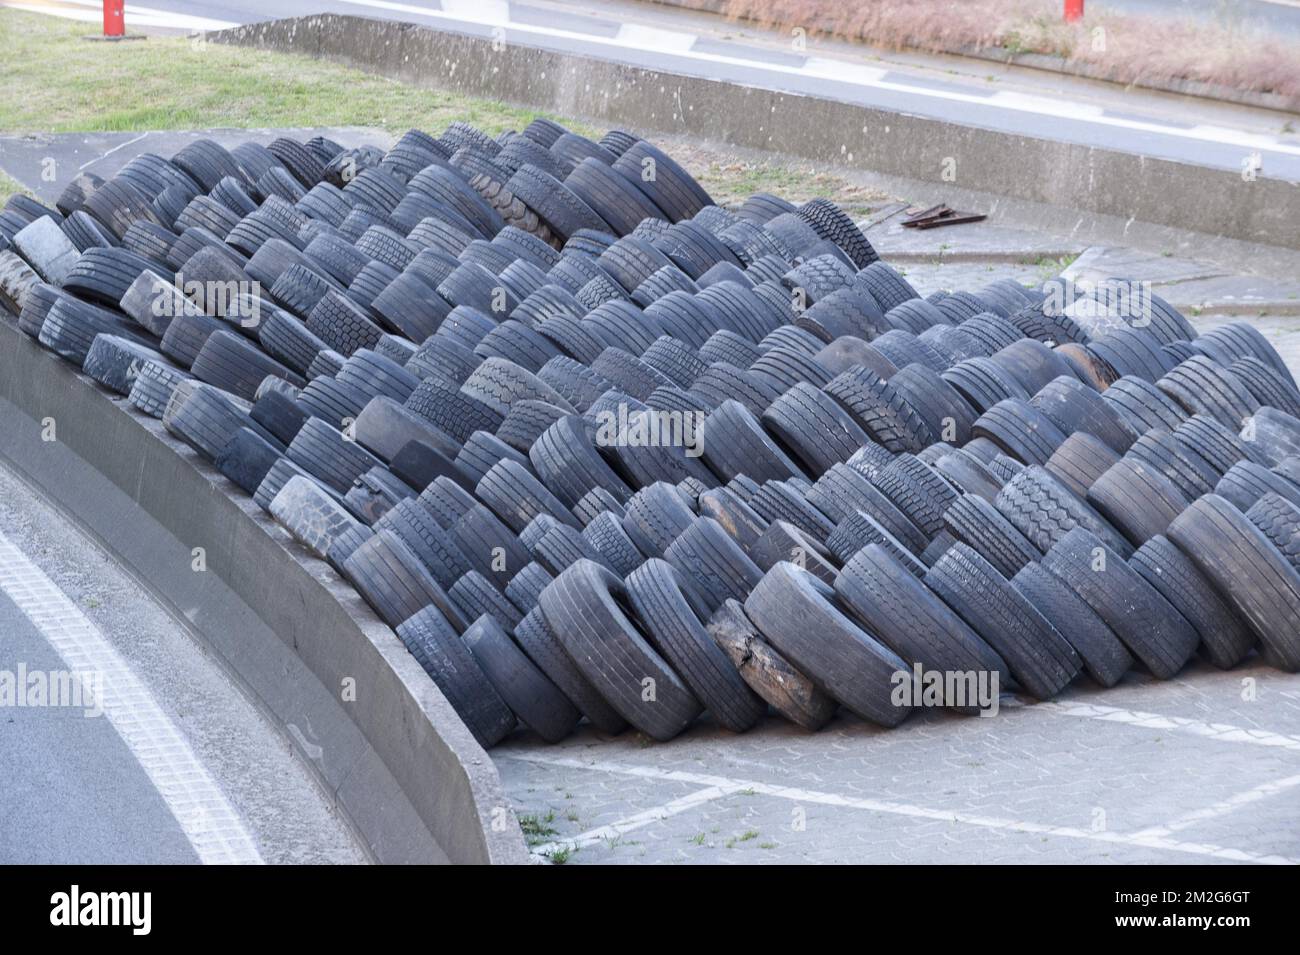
692, 157, 886, 217
0, 9, 893, 212
0, 169, 29, 206
517, 810, 558, 846
0, 10, 595, 139
542, 844, 577, 864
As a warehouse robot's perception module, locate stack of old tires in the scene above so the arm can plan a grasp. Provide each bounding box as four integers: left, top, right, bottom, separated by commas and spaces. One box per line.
2, 117, 1298, 750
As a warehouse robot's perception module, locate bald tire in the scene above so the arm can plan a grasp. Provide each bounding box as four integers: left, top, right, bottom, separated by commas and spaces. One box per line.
397, 606, 516, 748
626, 560, 765, 732
1129, 535, 1255, 670
1010, 562, 1132, 687
834, 544, 1009, 712
744, 561, 911, 727
924, 543, 1081, 699
1167, 494, 1300, 671
664, 516, 764, 614
1086, 457, 1190, 548
513, 607, 628, 735
463, 615, 580, 743
539, 560, 702, 740
1041, 527, 1199, 679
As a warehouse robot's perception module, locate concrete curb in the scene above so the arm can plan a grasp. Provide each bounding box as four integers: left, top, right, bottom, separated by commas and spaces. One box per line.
205, 14, 1299, 250
0, 314, 530, 866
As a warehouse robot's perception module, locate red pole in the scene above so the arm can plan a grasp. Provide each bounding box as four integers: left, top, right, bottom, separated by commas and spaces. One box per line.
104, 0, 125, 37
1064, 0, 1083, 22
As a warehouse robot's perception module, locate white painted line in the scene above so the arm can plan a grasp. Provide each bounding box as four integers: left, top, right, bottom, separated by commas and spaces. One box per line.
327, 0, 1300, 160
1134, 773, 1300, 839
4, 2, 98, 22
0, 530, 263, 865
1034, 701, 1300, 751
5, 0, 238, 30
80, 131, 150, 170
531, 783, 744, 856
615, 22, 698, 55
802, 56, 887, 85
504, 752, 1298, 864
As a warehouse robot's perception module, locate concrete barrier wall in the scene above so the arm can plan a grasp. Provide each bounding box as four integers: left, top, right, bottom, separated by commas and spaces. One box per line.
0, 315, 529, 866
208, 14, 1299, 250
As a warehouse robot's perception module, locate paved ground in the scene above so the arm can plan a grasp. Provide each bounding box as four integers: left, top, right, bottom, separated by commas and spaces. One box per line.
0, 461, 367, 864
4, 0, 1296, 181
498, 663, 1300, 864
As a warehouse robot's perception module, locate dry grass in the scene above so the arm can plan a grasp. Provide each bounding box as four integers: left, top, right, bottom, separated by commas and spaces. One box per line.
718, 0, 1300, 102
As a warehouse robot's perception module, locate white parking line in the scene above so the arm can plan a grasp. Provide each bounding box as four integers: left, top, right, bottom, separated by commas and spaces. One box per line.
0, 530, 262, 865
505, 752, 1298, 864
530, 783, 746, 856
1134, 773, 1300, 839
1034, 701, 1300, 751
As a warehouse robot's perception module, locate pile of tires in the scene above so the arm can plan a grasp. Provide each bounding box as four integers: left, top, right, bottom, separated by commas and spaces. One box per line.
3, 120, 1299, 750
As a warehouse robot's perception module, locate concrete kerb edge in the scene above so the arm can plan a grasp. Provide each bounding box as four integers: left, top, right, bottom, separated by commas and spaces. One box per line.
0, 315, 529, 866
205, 13, 1299, 251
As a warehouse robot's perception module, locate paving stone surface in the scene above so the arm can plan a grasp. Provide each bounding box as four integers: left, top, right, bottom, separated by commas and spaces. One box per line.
496, 659, 1300, 865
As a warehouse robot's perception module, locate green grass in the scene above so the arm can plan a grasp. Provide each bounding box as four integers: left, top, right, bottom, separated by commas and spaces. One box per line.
0, 9, 893, 214
517, 810, 558, 846
0, 10, 594, 139
542, 844, 577, 864
0, 170, 29, 206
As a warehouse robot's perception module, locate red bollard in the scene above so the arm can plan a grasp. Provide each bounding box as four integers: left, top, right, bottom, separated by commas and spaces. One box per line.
104, 0, 125, 37
1064, 0, 1084, 22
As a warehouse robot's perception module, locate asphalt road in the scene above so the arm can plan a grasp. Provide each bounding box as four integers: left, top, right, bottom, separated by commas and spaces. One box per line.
0, 589, 200, 864
0, 459, 366, 865
7, 0, 1298, 181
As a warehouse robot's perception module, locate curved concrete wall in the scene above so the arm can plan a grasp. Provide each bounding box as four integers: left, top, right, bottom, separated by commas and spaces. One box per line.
0, 315, 529, 865
208, 13, 1300, 250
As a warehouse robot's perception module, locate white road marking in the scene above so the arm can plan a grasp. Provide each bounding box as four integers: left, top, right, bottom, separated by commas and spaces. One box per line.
1034, 700, 1300, 751
0, 530, 262, 865
616, 22, 697, 54
530, 783, 745, 856
1133, 773, 1300, 839
4, 0, 238, 30
327, 0, 1299, 159
504, 752, 1298, 864
79, 131, 150, 170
